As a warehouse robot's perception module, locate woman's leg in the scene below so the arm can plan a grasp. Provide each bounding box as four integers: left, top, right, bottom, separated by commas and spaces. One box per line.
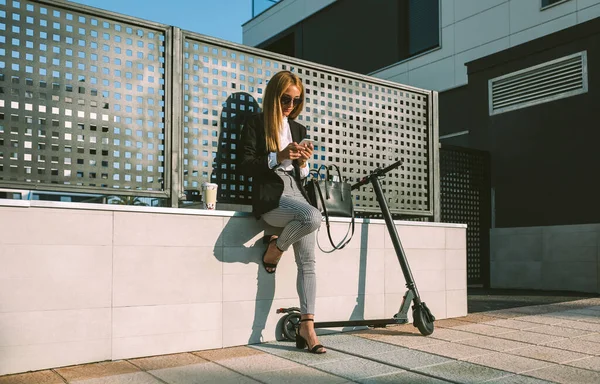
293, 231, 326, 353
262, 196, 325, 352
264, 201, 319, 313
262, 196, 321, 253
290, 229, 317, 315
262, 197, 321, 312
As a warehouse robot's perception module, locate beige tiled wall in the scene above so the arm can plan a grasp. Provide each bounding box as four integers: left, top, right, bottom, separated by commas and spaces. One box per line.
491, 224, 600, 293
0, 202, 467, 375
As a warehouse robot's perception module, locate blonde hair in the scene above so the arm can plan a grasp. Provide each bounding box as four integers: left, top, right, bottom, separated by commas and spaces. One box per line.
262, 71, 305, 152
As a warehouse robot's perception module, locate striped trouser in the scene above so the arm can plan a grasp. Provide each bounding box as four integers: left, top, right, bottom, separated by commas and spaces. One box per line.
262, 169, 322, 315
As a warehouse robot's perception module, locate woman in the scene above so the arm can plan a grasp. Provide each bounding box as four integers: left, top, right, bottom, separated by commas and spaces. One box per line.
239, 70, 325, 354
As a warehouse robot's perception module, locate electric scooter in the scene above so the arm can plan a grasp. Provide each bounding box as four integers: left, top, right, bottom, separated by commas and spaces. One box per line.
277, 159, 436, 340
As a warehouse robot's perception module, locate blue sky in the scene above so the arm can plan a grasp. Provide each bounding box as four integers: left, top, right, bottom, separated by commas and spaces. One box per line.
68, 0, 259, 44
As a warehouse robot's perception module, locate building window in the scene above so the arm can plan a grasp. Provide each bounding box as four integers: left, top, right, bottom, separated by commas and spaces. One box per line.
408, 0, 440, 56
541, 0, 570, 9
488, 51, 588, 115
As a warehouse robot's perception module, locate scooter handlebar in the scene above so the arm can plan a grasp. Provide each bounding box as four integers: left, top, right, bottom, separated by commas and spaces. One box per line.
351, 159, 404, 190
380, 158, 404, 175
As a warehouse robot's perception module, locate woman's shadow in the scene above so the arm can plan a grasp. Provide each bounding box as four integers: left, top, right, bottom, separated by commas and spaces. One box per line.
211, 92, 287, 345
214, 219, 284, 345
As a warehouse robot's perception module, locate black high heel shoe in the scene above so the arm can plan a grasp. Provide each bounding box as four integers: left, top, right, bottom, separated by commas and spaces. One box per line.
262, 235, 281, 274
296, 319, 326, 354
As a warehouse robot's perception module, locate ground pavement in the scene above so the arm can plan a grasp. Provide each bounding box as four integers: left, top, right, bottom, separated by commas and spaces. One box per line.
2, 293, 600, 384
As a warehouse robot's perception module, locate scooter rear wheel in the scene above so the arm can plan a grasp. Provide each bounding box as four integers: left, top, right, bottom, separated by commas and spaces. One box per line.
413, 304, 435, 336
282, 312, 301, 341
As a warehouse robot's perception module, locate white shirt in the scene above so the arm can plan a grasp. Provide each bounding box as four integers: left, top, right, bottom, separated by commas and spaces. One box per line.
268, 117, 310, 178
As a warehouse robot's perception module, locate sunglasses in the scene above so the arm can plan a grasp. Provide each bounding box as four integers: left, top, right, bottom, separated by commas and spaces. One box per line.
280, 95, 303, 107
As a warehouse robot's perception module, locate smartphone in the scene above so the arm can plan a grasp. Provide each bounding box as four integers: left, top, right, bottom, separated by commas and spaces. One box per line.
299, 138, 314, 146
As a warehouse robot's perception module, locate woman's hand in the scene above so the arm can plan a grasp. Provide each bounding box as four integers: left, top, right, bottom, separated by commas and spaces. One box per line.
297, 142, 313, 168
277, 143, 303, 163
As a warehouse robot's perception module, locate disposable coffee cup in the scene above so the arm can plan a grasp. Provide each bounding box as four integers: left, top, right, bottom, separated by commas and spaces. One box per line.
202, 182, 218, 210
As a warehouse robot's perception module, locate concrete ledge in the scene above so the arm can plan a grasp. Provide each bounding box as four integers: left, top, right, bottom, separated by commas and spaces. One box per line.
0, 201, 467, 375
491, 223, 600, 294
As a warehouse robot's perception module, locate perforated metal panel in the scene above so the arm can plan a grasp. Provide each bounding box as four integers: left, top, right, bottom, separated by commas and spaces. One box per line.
440, 145, 491, 286
182, 33, 434, 215
0, 0, 438, 216
0, 0, 168, 194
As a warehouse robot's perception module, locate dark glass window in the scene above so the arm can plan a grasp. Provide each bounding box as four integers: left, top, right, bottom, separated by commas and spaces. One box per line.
542, 0, 568, 8
408, 0, 440, 56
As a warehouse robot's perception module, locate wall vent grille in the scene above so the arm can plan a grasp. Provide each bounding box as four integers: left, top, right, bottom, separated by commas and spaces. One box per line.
489, 51, 587, 115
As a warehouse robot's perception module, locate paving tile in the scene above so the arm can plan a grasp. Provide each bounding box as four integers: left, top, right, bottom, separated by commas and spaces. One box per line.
71, 372, 164, 384
544, 338, 600, 356
565, 309, 600, 319
319, 333, 366, 345
355, 324, 422, 337
361, 333, 445, 349
455, 335, 531, 352
452, 323, 516, 336
250, 341, 354, 366
319, 334, 404, 355
514, 315, 565, 326
413, 341, 493, 360
524, 364, 600, 384
358, 371, 452, 383
485, 374, 556, 383
431, 318, 473, 328
465, 352, 554, 373
428, 328, 480, 342
128, 353, 208, 371
501, 305, 560, 316
249, 365, 350, 384
495, 330, 567, 345
382, 323, 422, 334
483, 319, 540, 331
55, 361, 140, 382
575, 299, 600, 306
555, 319, 600, 333
150, 362, 260, 384
415, 360, 512, 383
193, 346, 265, 361
507, 345, 590, 364
565, 356, 600, 371
525, 325, 595, 338
543, 301, 598, 311
0, 371, 64, 384
460, 313, 500, 323
311, 357, 403, 381
541, 310, 600, 324
365, 348, 452, 370
577, 333, 600, 343
483, 309, 529, 319
205, 353, 301, 375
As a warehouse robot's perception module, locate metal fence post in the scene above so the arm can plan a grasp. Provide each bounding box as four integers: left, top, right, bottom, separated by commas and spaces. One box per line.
169, 27, 184, 207
432, 91, 441, 222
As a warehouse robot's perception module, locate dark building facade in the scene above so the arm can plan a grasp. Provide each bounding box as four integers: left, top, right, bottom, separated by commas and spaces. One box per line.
258, 0, 440, 74
440, 17, 599, 228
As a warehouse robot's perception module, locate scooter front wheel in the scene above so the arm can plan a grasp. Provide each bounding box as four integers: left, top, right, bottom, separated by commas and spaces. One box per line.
413, 303, 435, 336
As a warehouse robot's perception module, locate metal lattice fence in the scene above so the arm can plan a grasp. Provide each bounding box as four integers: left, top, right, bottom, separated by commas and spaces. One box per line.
1, 0, 439, 217
440, 145, 491, 286
0, 0, 169, 195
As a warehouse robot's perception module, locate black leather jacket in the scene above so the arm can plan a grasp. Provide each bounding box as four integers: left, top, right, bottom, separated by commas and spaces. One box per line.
239, 113, 310, 218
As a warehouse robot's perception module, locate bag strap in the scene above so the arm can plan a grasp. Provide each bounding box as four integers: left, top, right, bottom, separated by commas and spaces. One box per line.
324, 164, 343, 201
312, 178, 355, 253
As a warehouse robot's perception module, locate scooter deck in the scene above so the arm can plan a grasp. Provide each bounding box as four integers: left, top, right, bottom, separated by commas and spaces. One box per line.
314, 318, 407, 328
